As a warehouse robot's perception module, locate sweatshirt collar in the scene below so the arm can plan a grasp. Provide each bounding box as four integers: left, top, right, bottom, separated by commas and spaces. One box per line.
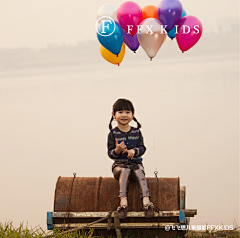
117, 126, 132, 134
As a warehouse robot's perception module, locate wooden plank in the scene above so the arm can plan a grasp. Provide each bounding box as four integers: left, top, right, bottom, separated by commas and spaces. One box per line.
52, 210, 197, 218
185, 209, 197, 217
158, 211, 179, 217
52, 211, 180, 218
120, 223, 179, 228
54, 222, 180, 229
180, 186, 186, 209
52, 212, 69, 218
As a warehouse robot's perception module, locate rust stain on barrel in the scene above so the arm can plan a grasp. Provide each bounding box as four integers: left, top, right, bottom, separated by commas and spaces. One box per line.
54, 177, 74, 212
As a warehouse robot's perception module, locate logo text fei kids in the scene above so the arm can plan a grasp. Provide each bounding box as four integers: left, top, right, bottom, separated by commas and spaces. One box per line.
96, 17, 200, 36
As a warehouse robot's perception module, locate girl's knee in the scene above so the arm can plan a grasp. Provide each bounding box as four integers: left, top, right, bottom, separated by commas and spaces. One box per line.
113, 167, 131, 180
133, 165, 146, 176
121, 167, 131, 176
113, 167, 122, 180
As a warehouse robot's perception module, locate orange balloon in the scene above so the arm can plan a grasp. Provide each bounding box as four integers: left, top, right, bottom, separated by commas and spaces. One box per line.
142, 5, 158, 20
99, 43, 125, 66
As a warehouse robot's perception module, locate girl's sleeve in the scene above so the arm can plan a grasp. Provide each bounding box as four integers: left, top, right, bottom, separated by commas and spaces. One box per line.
133, 130, 146, 157
107, 131, 120, 160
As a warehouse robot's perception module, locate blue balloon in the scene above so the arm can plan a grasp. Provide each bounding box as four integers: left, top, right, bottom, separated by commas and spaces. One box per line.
97, 20, 124, 56
167, 9, 187, 39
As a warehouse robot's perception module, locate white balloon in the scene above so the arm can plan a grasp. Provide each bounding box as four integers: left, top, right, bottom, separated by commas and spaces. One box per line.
97, 3, 118, 22
137, 18, 166, 59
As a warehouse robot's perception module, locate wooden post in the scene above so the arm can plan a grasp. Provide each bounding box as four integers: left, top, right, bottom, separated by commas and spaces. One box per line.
114, 211, 122, 238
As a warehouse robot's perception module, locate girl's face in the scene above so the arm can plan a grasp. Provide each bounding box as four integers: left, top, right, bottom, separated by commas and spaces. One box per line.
113, 110, 134, 126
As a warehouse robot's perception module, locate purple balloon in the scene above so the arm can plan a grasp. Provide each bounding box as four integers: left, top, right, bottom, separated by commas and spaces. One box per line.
123, 31, 140, 53
157, 0, 183, 32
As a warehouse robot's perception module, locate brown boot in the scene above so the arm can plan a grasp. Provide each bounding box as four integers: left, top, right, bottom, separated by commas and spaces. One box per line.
116, 205, 128, 219
143, 202, 155, 218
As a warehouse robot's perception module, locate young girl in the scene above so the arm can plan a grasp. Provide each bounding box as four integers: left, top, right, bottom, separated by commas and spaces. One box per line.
107, 98, 155, 219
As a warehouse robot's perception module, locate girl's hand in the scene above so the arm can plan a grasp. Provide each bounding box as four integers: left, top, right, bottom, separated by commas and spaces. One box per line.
115, 139, 126, 154
123, 149, 135, 160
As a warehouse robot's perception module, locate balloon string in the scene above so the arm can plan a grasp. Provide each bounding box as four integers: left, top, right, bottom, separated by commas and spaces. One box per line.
153, 132, 158, 174
150, 61, 158, 176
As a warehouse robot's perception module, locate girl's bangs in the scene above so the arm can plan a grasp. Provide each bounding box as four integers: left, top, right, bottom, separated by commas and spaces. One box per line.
113, 100, 134, 113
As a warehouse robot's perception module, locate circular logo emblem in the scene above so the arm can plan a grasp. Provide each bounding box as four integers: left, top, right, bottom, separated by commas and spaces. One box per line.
95, 16, 116, 37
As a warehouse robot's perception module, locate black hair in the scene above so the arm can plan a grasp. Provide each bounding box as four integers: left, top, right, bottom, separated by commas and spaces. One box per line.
109, 98, 142, 130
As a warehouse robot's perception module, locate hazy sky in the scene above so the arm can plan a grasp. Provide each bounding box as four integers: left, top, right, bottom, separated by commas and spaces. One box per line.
0, 0, 239, 48
1, 53, 238, 231
0, 0, 239, 234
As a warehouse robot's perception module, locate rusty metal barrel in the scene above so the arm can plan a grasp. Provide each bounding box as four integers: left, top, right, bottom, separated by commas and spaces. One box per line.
51, 176, 189, 237
54, 177, 180, 212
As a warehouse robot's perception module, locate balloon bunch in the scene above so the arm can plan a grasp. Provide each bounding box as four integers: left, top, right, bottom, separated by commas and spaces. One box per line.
96, 1, 202, 66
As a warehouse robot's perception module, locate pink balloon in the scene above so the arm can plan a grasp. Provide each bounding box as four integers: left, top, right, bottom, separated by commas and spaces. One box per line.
176, 15, 203, 52
117, 1, 142, 35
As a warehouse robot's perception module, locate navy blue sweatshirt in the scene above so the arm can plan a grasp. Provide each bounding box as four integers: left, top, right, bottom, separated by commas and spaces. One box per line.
107, 126, 146, 163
